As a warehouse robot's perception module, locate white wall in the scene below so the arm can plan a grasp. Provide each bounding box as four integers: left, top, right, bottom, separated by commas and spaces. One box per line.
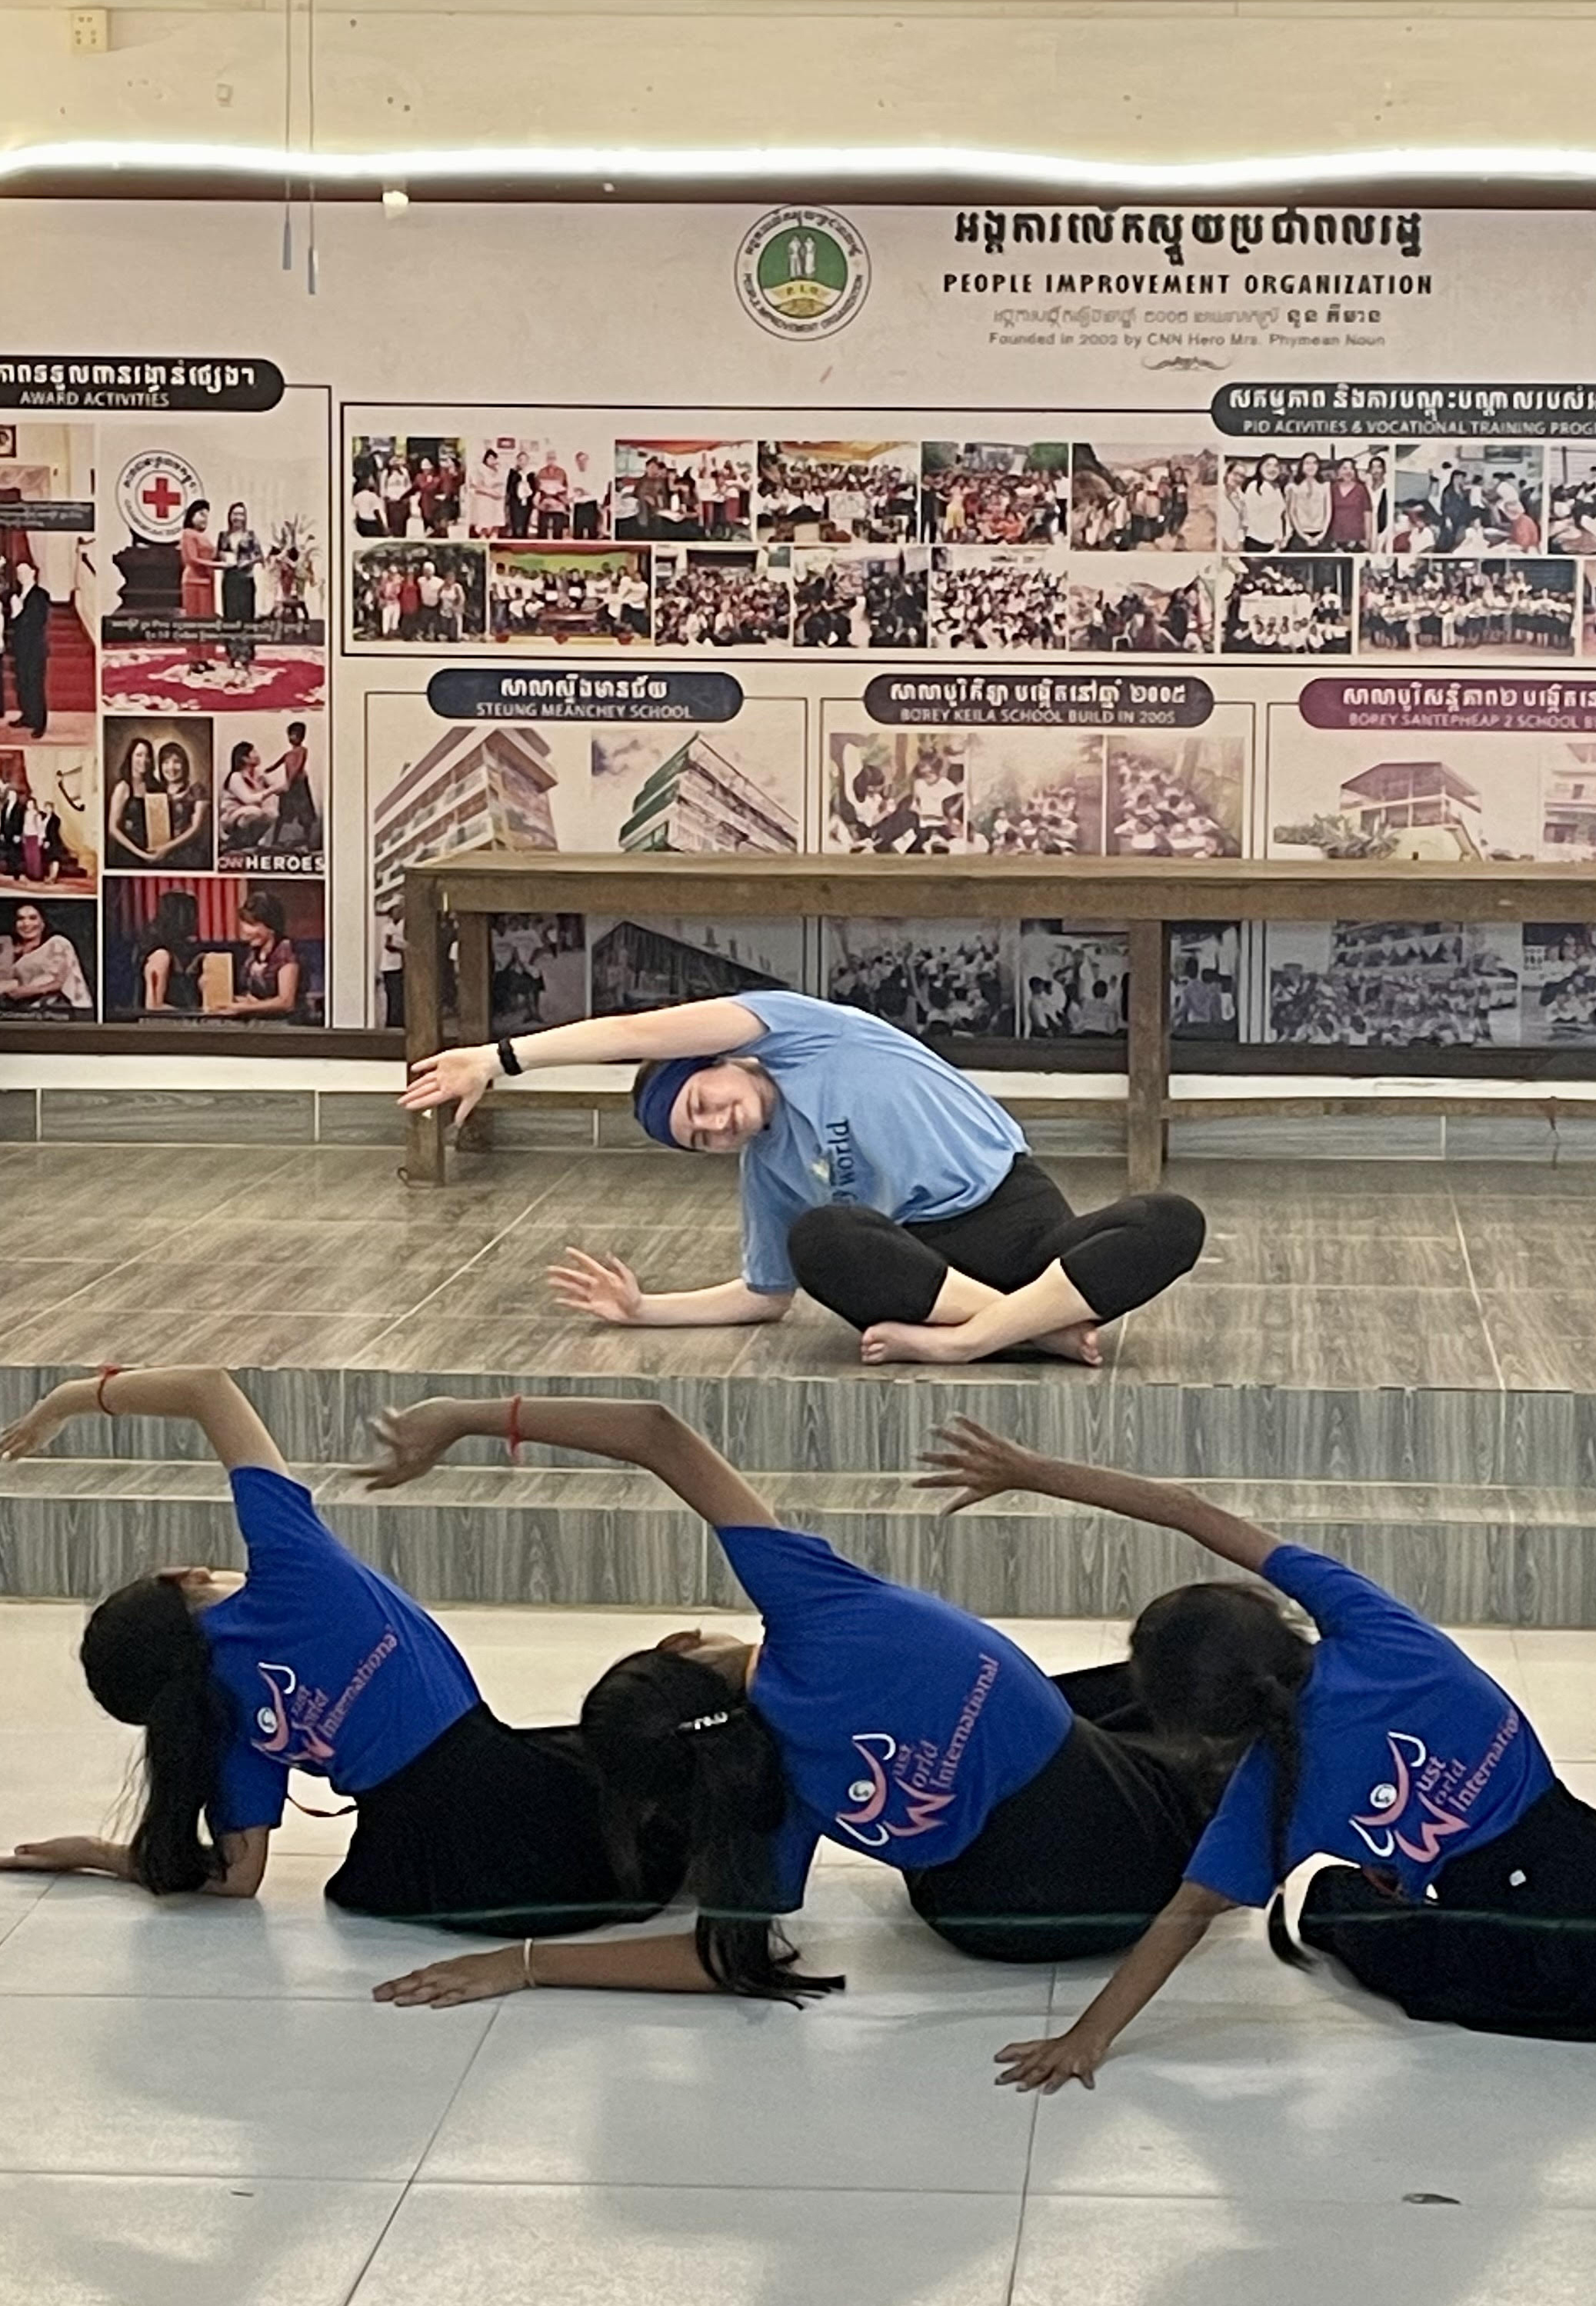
2, 2, 1594, 165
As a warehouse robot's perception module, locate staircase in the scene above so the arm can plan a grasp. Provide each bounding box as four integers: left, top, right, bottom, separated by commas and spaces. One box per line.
1, 602, 97, 718
0, 1359, 1589, 1627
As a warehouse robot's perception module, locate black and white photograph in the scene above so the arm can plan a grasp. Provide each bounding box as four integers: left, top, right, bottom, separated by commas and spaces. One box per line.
1219, 556, 1353, 654
590, 914, 805, 1012
1070, 445, 1218, 553
758, 442, 919, 543
488, 545, 651, 645
489, 913, 587, 1038
1108, 725, 1246, 858
1546, 448, 1596, 554
1267, 724, 1541, 865
931, 545, 1071, 651
1521, 922, 1596, 1046
828, 729, 968, 853
1220, 447, 1388, 555
651, 547, 791, 647
1391, 441, 1544, 554
1360, 558, 1577, 656
0, 891, 97, 1019
351, 542, 487, 644
1018, 925, 1128, 1038
1069, 556, 1214, 653
350, 435, 466, 542
792, 546, 928, 648
1267, 920, 1523, 1047
612, 441, 755, 544
591, 708, 804, 855
920, 442, 1069, 544
968, 731, 1104, 855
828, 918, 1014, 1038
1020, 920, 1241, 1041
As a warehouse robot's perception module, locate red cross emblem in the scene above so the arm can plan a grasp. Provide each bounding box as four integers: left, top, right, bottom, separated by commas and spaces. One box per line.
141, 475, 185, 522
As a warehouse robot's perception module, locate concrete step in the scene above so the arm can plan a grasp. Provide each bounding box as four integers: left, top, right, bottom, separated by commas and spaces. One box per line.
2, 1361, 1586, 1496
2, 1458, 1590, 1626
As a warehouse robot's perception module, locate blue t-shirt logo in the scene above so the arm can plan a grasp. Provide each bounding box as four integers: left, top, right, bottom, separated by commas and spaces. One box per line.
835, 1732, 956, 1848
1348, 1721, 1521, 1868
250, 1659, 336, 1768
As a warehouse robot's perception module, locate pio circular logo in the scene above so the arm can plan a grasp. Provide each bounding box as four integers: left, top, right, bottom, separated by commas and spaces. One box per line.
736, 206, 871, 340
117, 447, 205, 544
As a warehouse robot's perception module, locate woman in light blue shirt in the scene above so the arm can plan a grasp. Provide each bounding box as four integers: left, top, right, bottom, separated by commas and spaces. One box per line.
404, 991, 1204, 1365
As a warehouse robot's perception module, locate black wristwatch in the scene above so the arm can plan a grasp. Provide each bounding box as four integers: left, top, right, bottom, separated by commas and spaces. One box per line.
496, 1037, 524, 1077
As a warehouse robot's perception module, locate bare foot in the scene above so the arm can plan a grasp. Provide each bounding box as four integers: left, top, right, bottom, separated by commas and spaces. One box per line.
861, 1321, 964, 1366
1035, 1322, 1103, 1368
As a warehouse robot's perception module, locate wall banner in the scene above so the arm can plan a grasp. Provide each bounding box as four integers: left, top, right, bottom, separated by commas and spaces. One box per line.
7, 197, 1596, 1056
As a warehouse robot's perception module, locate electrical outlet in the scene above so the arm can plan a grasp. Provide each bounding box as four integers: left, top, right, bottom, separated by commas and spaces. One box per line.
69, 8, 109, 54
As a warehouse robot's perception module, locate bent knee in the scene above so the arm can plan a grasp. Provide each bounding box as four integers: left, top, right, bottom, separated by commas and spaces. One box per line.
1148, 1191, 1206, 1274
786, 1202, 874, 1282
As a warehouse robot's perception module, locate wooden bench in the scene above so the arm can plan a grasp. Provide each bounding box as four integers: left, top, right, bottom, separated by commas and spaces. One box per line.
403, 852, 1596, 1191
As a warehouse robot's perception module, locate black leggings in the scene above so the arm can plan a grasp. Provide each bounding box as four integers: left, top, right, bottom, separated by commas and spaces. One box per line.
902, 1663, 1222, 1962
786, 1154, 1204, 1330
1298, 1781, 1596, 2041
326, 1704, 686, 1937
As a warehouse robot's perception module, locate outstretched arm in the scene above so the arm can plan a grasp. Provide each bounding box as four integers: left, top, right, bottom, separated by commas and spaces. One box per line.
362, 1392, 778, 1530
1, 1366, 286, 1478
994, 1881, 1234, 2093
546, 1250, 791, 1331
918, 1418, 1279, 1576
399, 995, 761, 1120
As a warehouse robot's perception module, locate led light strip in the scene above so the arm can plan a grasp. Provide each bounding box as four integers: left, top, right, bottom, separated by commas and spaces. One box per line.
6, 139, 1596, 190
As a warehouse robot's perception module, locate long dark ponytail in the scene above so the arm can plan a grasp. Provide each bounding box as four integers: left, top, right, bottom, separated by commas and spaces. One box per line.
580, 1650, 845, 2004
80, 1578, 232, 1895
1129, 1581, 1314, 1965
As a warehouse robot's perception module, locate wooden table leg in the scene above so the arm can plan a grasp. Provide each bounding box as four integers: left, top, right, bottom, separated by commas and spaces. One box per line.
454, 910, 495, 1154
1126, 917, 1170, 1195
402, 873, 448, 1186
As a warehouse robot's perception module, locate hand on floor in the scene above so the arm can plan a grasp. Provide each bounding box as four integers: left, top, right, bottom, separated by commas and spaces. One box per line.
374, 1944, 529, 2008
995, 2024, 1108, 2094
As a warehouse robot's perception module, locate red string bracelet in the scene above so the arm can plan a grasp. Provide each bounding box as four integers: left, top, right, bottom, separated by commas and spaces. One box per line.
507, 1394, 523, 1463
95, 1365, 124, 1416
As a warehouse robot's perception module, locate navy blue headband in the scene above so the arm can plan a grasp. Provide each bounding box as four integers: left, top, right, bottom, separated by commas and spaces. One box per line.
634, 1056, 715, 1148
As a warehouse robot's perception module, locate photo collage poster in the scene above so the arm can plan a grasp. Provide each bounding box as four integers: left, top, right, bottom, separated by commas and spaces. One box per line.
1, 395, 328, 1027
13, 198, 1596, 1050
350, 401, 1596, 1051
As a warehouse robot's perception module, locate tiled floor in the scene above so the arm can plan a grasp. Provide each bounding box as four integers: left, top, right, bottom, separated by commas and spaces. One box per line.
2, 1601, 1592, 2306
5, 1140, 1596, 1391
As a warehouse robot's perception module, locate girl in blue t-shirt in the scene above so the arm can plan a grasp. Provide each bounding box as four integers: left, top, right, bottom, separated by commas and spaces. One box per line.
356, 1391, 1220, 2014
0, 1367, 681, 1936
917, 1420, 1596, 2089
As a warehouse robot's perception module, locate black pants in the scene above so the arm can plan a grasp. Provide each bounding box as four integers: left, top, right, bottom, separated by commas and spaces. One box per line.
1298, 1781, 1596, 2041
787, 1153, 1205, 1330
325, 1703, 685, 1938
903, 1663, 1222, 1962
12, 638, 47, 735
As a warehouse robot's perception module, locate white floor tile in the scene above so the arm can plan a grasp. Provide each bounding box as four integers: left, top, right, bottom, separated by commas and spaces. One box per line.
1012, 2197, 1596, 2306
0, 2174, 402, 2306
1508, 1661, 1596, 1764
0, 1728, 142, 1852
0, 1996, 493, 2180
789, 1866, 1055, 2014
0, 1859, 472, 2001
1024, 2011, 1596, 2206
419, 1994, 1043, 2192
0, 1869, 54, 1949
352, 2181, 1021, 2306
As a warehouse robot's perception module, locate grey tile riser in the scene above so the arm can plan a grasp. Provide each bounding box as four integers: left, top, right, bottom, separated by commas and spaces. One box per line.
2, 1495, 1586, 1623
6, 1361, 1591, 1487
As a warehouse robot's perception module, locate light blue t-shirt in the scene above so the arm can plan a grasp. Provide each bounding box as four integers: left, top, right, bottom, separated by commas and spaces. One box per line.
734, 991, 1027, 1293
